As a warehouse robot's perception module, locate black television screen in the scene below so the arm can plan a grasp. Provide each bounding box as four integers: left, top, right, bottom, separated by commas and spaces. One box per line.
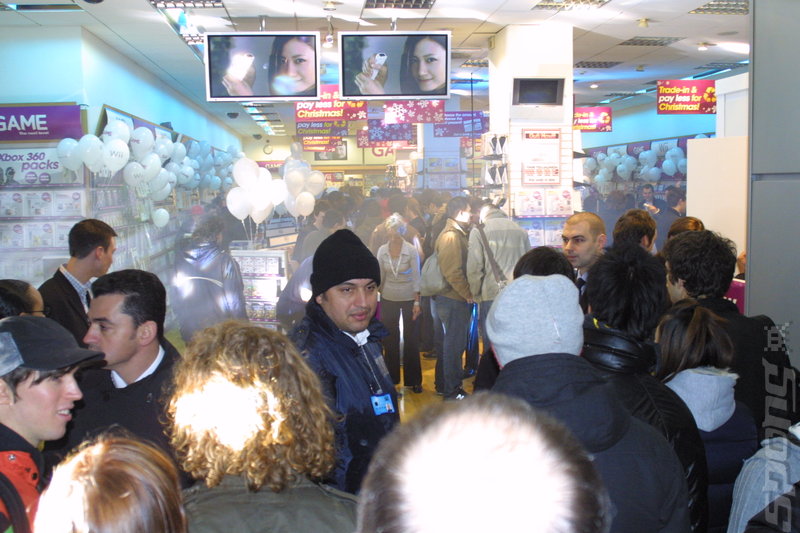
205, 32, 320, 101
512, 78, 565, 105
339, 31, 451, 100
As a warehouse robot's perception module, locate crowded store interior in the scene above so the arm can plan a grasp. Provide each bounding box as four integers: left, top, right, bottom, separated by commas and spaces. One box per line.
1, 0, 799, 531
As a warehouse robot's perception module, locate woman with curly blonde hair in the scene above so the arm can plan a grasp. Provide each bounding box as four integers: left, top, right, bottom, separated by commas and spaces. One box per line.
167, 320, 357, 533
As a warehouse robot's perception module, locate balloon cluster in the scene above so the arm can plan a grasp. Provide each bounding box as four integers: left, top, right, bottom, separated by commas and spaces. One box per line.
582, 146, 688, 183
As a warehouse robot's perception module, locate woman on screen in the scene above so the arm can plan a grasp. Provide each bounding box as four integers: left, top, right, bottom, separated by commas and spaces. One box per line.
222, 36, 316, 97
355, 35, 447, 96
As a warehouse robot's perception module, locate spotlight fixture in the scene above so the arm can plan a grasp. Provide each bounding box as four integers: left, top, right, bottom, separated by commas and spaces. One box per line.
590, 83, 599, 89
637, 18, 648, 28
253, 134, 263, 140
323, 0, 337, 10
635, 64, 645, 72
323, 15, 335, 49
227, 112, 239, 119
697, 42, 715, 51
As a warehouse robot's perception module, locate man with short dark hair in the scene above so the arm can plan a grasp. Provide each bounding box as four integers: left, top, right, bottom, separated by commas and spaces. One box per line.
613, 208, 657, 252
434, 196, 474, 401
49, 269, 185, 484
291, 229, 398, 494
38, 219, 117, 346
0, 316, 102, 530
654, 186, 687, 251
357, 393, 611, 533
582, 244, 709, 532
662, 230, 798, 439
639, 183, 667, 212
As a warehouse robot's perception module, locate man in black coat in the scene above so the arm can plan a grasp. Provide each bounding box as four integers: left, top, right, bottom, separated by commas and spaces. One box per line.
38, 219, 117, 346
583, 243, 709, 533
489, 274, 690, 533
46, 269, 188, 485
663, 230, 799, 441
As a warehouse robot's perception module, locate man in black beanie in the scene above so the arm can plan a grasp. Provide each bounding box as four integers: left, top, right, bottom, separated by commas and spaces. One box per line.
290, 229, 399, 494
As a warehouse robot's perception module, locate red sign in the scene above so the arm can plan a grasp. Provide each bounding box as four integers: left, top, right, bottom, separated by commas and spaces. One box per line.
295, 84, 367, 122
573, 107, 612, 132
382, 100, 445, 124
356, 130, 410, 149
657, 80, 716, 114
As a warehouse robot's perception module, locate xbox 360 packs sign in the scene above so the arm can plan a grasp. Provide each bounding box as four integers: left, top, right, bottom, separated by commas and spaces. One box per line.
0, 105, 83, 142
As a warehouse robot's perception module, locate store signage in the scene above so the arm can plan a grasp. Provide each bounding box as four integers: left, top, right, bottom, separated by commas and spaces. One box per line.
367, 120, 413, 142
382, 100, 445, 124
300, 136, 344, 152
356, 130, 410, 149
0, 105, 82, 142
296, 120, 349, 137
573, 107, 612, 132
656, 80, 716, 114
433, 111, 489, 137
0, 148, 81, 186
295, 85, 367, 122
521, 129, 561, 185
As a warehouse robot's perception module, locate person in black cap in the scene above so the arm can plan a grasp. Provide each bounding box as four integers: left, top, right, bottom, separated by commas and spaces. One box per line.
290, 229, 399, 494
0, 316, 103, 531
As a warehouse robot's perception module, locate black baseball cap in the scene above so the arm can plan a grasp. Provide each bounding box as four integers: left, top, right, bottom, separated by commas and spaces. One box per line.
0, 316, 104, 375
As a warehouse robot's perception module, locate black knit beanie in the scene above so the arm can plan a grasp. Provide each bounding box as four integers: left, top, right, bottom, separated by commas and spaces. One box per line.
311, 229, 381, 297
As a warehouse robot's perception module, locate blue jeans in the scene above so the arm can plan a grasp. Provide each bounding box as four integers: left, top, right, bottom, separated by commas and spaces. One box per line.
434, 295, 471, 396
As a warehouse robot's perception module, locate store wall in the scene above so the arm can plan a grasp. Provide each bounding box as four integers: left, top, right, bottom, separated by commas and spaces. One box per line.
582, 101, 716, 148
716, 73, 748, 138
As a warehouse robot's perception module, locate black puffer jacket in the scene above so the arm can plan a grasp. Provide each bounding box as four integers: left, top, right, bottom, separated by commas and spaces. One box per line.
583, 316, 709, 533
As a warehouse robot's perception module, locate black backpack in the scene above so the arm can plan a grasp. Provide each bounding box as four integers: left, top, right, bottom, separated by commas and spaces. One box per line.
0, 471, 31, 533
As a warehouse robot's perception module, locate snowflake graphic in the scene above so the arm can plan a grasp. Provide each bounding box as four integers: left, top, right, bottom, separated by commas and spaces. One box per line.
356, 111, 367, 119
419, 101, 430, 108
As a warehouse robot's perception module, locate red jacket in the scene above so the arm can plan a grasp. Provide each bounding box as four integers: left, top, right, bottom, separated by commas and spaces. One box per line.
0, 425, 43, 529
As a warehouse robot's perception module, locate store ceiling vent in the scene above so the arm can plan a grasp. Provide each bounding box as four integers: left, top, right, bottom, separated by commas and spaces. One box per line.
695, 62, 748, 71
619, 36, 683, 47
532, 0, 609, 11
148, 1, 224, 8
689, 0, 749, 15
574, 61, 622, 69
364, 0, 435, 9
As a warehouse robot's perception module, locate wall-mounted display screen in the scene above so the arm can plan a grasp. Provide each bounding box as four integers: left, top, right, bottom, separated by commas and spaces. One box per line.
512, 78, 565, 106
339, 31, 451, 100
205, 32, 321, 101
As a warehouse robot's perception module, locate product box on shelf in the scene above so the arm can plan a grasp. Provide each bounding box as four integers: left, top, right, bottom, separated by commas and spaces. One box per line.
0, 223, 25, 248
25, 221, 55, 248
53, 190, 85, 217
25, 191, 53, 217
545, 188, 573, 216
544, 219, 564, 247
515, 189, 545, 217
526, 219, 545, 247
0, 192, 24, 217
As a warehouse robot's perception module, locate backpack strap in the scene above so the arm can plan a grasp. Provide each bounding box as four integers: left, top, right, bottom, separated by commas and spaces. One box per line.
0, 471, 30, 533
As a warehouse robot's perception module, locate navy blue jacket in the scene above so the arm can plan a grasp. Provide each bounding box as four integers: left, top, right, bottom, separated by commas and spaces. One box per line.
291, 301, 399, 494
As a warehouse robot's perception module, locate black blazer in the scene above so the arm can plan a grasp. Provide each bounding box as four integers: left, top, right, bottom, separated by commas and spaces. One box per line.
38, 269, 90, 347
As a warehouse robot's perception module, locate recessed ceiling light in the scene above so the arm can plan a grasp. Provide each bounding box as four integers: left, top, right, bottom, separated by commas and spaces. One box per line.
590, 83, 599, 89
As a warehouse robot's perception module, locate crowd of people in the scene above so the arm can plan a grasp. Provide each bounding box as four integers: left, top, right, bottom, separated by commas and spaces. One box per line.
0, 184, 796, 533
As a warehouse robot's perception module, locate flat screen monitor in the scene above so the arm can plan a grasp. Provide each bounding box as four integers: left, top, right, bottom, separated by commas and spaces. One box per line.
205, 32, 321, 101
512, 78, 565, 106
339, 31, 451, 100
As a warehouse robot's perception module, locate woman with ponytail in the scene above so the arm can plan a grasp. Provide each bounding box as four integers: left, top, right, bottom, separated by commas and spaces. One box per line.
656, 299, 759, 533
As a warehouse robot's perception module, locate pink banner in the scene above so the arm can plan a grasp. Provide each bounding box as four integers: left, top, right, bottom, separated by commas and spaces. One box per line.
356, 130, 410, 149
382, 100, 444, 124
295, 84, 367, 122
367, 120, 413, 142
0, 104, 83, 142
573, 107, 612, 132
657, 80, 716, 114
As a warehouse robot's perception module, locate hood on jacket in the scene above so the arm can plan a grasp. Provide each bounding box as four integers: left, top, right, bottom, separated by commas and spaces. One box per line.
665, 367, 738, 432
582, 316, 657, 375
494, 353, 631, 453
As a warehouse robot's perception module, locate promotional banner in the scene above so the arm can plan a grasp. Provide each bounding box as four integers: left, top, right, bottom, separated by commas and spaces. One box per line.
0, 147, 81, 186
295, 84, 367, 122
573, 107, 612, 132
520, 129, 561, 185
657, 80, 716, 114
356, 130, 410, 149
300, 136, 345, 152
367, 120, 414, 142
0, 105, 83, 142
433, 111, 489, 137
296, 120, 349, 137
382, 100, 445, 124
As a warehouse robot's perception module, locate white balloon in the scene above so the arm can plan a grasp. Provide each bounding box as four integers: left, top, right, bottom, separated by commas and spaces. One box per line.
154, 137, 174, 162
616, 163, 632, 180
171, 142, 187, 163
102, 121, 131, 144
178, 165, 194, 185
305, 170, 326, 196
249, 175, 272, 211
250, 203, 274, 224
226, 187, 252, 221
666, 147, 685, 164
164, 161, 181, 175
583, 157, 598, 173
677, 158, 688, 175
85, 155, 106, 174
202, 154, 214, 172
222, 177, 234, 191
623, 155, 638, 172
648, 166, 663, 181
209, 176, 222, 191
284, 193, 300, 217
167, 171, 177, 186
661, 159, 677, 176
227, 145, 238, 157
57, 138, 83, 171
295, 191, 316, 217
123, 162, 146, 187
639, 150, 657, 167
102, 139, 130, 173
152, 208, 170, 228
188, 140, 201, 159
57, 138, 78, 159
140, 152, 162, 182
268, 179, 288, 206
596, 152, 607, 163
78, 134, 104, 167
284, 168, 306, 197
150, 168, 170, 192
130, 127, 155, 160
150, 182, 172, 201
233, 158, 259, 189
595, 168, 611, 183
